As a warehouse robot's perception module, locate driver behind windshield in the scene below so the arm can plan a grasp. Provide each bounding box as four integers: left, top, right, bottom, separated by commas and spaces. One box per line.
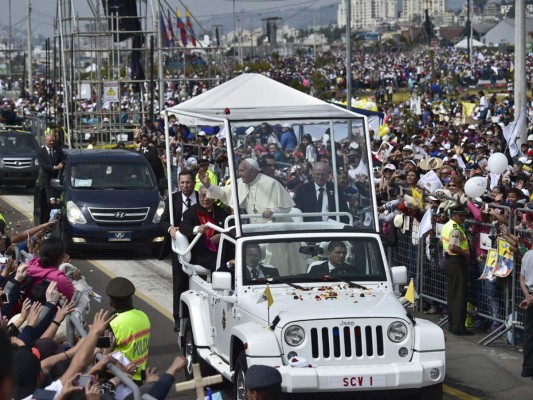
244, 243, 279, 282
309, 241, 351, 276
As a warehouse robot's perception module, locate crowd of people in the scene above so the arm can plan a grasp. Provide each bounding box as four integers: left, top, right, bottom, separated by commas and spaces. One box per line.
3, 44, 533, 392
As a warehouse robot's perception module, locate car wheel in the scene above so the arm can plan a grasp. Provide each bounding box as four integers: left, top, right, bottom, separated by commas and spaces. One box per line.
233, 352, 248, 400
417, 383, 442, 400
182, 321, 197, 381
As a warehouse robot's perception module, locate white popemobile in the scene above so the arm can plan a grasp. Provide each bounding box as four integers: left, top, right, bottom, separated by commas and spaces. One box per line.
163, 74, 445, 400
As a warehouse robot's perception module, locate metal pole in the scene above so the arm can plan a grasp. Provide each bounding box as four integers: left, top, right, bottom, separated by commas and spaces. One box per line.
27, 0, 33, 95
466, 0, 471, 64
156, 0, 164, 117
345, 0, 352, 110
149, 35, 155, 123
515, 0, 527, 144
8, 0, 11, 78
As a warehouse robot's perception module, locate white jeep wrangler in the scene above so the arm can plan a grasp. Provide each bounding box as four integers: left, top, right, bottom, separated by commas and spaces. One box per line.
177, 220, 445, 400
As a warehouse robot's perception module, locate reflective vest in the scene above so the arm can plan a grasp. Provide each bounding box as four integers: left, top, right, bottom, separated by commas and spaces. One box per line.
110, 309, 151, 381
441, 219, 469, 255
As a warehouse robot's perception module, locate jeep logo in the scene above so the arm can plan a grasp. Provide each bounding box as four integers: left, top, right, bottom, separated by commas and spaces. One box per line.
115, 212, 126, 218
339, 321, 355, 326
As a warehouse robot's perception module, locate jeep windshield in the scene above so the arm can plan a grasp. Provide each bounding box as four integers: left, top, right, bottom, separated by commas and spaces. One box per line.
240, 237, 386, 286
69, 162, 155, 189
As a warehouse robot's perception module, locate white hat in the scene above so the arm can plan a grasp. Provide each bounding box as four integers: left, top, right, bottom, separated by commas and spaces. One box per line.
519, 156, 532, 165
528, 134, 533, 141
468, 124, 476, 130
282, 123, 291, 128
383, 163, 396, 171
243, 158, 261, 171
393, 213, 404, 229
198, 131, 206, 136
403, 145, 414, 153
486, 130, 493, 136
186, 156, 198, 166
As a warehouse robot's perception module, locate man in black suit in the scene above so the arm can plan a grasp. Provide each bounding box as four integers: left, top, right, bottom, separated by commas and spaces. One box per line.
139, 134, 164, 185
243, 243, 280, 283
159, 170, 198, 332
308, 241, 352, 276
35, 135, 66, 223
179, 186, 229, 270
293, 162, 350, 223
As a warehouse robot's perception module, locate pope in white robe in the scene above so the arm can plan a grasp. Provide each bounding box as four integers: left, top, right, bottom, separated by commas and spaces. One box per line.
199, 158, 307, 275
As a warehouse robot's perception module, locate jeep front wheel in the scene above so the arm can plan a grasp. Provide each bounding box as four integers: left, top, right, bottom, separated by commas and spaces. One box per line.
233, 352, 248, 400
182, 321, 197, 380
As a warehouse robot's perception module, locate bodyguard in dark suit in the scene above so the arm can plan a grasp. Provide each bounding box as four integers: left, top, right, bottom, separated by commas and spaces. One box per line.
179, 187, 229, 270
159, 170, 198, 332
139, 134, 164, 184
308, 241, 352, 275
35, 135, 66, 223
243, 243, 280, 283
293, 162, 350, 223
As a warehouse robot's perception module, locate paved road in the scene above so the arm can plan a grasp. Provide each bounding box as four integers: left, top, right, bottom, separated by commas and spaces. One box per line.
2, 187, 533, 399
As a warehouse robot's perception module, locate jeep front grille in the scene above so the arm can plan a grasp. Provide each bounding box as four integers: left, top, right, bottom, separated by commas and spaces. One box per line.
310, 325, 384, 359
88, 207, 149, 223
3, 158, 33, 168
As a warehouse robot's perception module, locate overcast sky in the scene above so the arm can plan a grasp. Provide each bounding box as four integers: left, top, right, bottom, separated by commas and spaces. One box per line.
1, 0, 338, 37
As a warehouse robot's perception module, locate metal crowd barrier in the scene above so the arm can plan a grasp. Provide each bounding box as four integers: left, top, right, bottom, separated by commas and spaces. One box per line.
383, 202, 531, 349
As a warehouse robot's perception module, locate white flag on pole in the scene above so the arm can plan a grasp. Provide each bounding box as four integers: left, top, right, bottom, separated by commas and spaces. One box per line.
417, 208, 433, 239
501, 106, 526, 157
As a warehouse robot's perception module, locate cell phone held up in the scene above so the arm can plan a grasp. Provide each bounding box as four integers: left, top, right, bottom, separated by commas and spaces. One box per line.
77, 375, 96, 388
96, 336, 111, 348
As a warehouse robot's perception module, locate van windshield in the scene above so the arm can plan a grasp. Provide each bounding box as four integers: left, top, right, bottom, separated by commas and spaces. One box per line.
70, 162, 155, 189
0, 133, 37, 152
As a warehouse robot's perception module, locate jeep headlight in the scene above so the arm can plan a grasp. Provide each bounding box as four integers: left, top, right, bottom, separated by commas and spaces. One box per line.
66, 201, 87, 224
152, 200, 165, 223
284, 325, 305, 346
387, 322, 408, 342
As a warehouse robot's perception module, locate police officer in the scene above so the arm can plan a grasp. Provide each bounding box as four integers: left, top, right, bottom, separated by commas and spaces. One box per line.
106, 277, 151, 382
245, 365, 282, 400
441, 204, 472, 335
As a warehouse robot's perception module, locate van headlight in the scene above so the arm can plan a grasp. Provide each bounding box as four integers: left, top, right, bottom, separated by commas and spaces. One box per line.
67, 201, 87, 224
152, 200, 165, 223
284, 325, 305, 346
388, 322, 408, 342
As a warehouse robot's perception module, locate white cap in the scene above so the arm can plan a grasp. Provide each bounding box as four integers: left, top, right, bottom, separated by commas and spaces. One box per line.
528, 134, 533, 141
519, 156, 532, 165
403, 145, 414, 153
468, 124, 476, 130
383, 163, 396, 171
486, 130, 493, 136
198, 131, 206, 136
282, 123, 291, 128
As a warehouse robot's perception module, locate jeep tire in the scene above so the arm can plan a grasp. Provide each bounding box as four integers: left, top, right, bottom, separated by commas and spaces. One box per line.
182, 320, 215, 381
233, 351, 248, 400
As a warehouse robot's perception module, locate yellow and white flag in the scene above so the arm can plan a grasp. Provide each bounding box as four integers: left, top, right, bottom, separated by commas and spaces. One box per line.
405, 278, 415, 304
257, 284, 274, 308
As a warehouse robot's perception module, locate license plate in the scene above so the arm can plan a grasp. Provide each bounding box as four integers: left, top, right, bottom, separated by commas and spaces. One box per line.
108, 231, 132, 241
328, 375, 386, 389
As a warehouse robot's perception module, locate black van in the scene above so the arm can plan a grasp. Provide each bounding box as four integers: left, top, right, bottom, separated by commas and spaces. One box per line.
52, 150, 165, 252
0, 129, 39, 188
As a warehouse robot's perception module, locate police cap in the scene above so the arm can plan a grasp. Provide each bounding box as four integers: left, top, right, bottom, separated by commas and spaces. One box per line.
449, 203, 469, 215
106, 277, 135, 298
245, 365, 282, 390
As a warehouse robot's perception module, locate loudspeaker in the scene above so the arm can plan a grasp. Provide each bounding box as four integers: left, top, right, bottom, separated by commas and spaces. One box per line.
101, 0, 141, 42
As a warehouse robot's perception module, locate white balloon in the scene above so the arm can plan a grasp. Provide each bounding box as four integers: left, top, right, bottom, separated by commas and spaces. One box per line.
487, 152, 508, 175
464, 176, 487, 198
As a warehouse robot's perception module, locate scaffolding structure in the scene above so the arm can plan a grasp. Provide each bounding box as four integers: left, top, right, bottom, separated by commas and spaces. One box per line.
55, 0, 226, 148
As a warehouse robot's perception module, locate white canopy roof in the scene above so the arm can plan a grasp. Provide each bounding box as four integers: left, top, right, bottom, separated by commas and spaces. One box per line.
165, 73, 365, 122
454, 38, 485, 48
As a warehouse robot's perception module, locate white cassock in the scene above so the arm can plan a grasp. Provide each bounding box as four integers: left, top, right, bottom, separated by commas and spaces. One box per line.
206, 173, 307, 275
